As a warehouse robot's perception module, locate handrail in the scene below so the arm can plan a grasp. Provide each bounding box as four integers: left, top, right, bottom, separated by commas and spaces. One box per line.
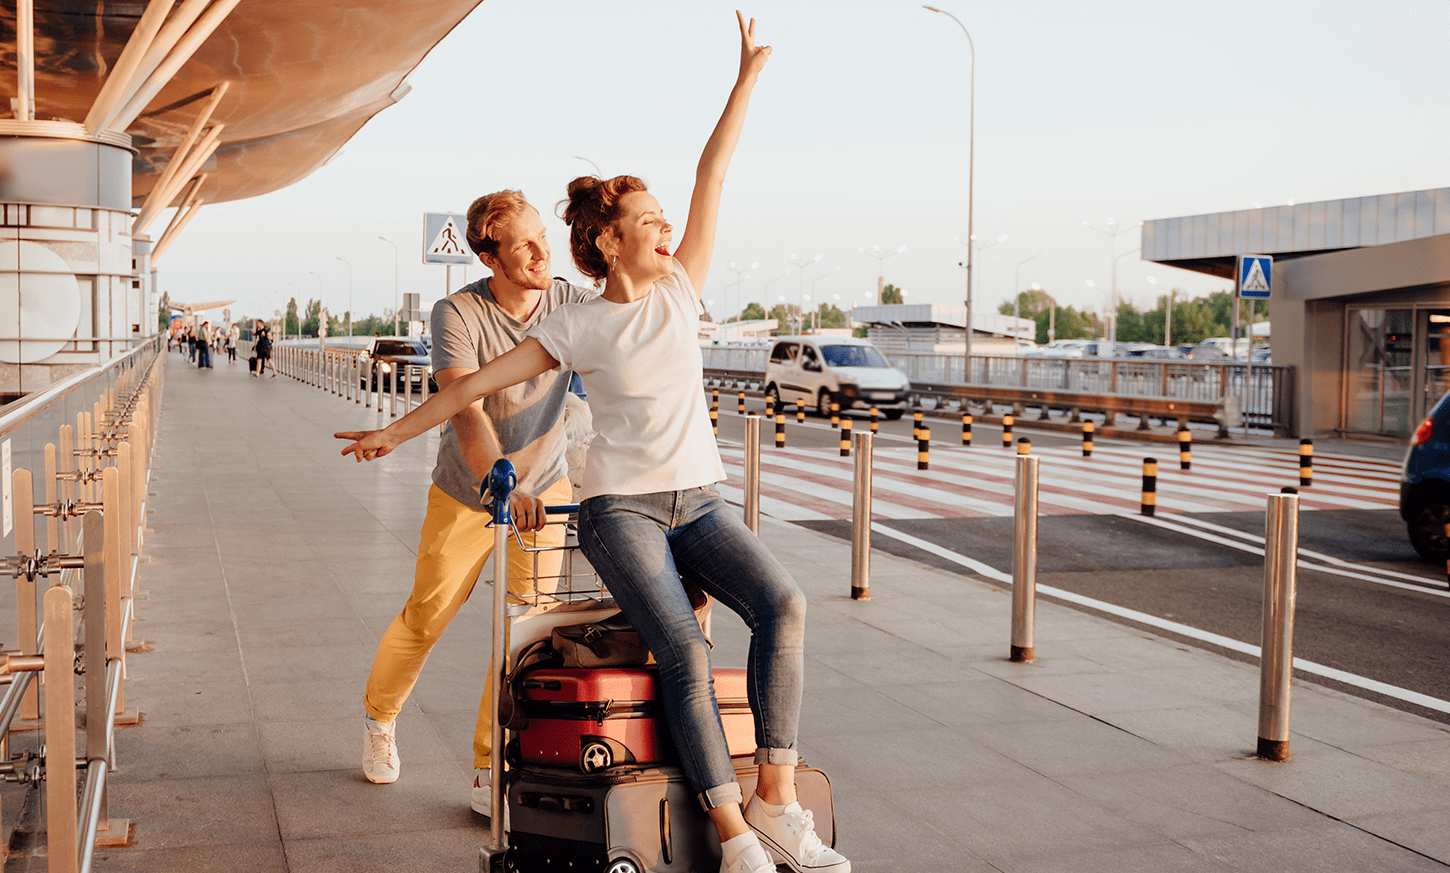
0, 340, 157, 440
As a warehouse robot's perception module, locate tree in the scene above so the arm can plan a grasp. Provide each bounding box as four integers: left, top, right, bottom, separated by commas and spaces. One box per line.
880, 284, 903, 304
816, 303, 847, 330
157, 290, 171, 331
768, 303, 801, 334
285, 298, 301, 337
997, 289, 1098, 344
737, 302, 766, 322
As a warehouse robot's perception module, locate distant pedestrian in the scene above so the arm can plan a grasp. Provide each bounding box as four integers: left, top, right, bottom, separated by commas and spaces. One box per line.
187, 326, 197, 362
225, 324, 239, 363
254, 327, 275, 377
197, 320, 214, 368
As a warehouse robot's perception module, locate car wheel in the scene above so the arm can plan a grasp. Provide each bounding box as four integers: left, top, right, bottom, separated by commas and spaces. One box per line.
1407, 496, 1450, 562
884, 409, 904, 421
765, 383, 781, 411
817, 390, 833, 418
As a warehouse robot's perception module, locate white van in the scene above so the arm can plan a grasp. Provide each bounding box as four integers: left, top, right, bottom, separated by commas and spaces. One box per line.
763, 336, 910, 419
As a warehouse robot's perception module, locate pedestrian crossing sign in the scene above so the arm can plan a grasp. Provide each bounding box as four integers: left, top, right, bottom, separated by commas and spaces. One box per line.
1237, 255, 1272, 299
423, 212, 473, 265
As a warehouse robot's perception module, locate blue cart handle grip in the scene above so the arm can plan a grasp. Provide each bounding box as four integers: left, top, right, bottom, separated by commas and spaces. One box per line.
545, 504, 580, 516
482, 459, 517, 524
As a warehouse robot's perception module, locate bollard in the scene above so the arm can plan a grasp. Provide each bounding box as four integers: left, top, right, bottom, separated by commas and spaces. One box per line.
711, 388, 719, 413
744, 415, 760, 535
765, 396, 775, 420
917, 426, 930, 471
1010, 452, 1040, 662
1299, 438, 1313, 487
738, 391, 745, 415
1178, 425, 1192, 470
912, 410, 923, 440
1082, 421, 1094, 457
1141, 457, 1158, 516
1001, 413, 1014, 448
840, 417, 852, 457
1258, 486, 1300, 761
830, 401, 840, 429
1016, 437, 1031, 456
869, 406, 879, 434
774, 407, 785, 449
796, 398, 806, 425
710, 401, 719, 437
962, 413, 973, 446
851, 431, 873, 600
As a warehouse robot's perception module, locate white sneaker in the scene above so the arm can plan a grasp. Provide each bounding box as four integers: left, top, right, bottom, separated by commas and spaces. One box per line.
472, 768, 509, 829
744, 794, 850, 873
720, 836, 776, 873
362, 716, 399, 784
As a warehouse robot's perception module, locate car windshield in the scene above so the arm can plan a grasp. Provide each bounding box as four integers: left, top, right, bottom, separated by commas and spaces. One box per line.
821, 345, 889, 368
375, 340, 419, 356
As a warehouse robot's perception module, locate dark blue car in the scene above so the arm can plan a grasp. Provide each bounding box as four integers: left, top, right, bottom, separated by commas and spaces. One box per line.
1400, 390, 1450, 561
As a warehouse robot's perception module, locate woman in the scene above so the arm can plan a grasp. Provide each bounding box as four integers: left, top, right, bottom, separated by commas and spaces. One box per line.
338, 14, 846, 873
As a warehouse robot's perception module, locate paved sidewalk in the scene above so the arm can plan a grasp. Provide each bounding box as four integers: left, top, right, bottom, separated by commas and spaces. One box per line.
79, 356, 1450, 871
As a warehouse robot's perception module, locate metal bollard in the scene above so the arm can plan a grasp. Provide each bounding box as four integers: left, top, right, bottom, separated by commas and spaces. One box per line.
744, 415, 760, 535
1011, 450, 1039, 663
1082, 421, 1094, 457
1017, 437, 1031, 456
869, 406, 879, 434
917, 426, 930, 471
1002, 413, 1014, 448
851, 431, 873, 600
1141, 457, 1158, 516
738, 391, 745, 415
1299, 438, 1313, 487
830, 401, 840, 429
1258, 486, 1300, 761
962, 413, 972, 446
840, 417, 852, 457
1178, 426, 1192, 470
775, 407, 786, 449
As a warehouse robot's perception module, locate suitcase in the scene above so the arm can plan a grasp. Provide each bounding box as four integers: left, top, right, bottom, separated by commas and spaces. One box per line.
504, 761, 835, 873
248, 355, 258, 373
515, 666, 755, 772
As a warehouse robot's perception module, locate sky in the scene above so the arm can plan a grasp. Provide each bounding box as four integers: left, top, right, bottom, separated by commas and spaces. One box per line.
158, 0, 1450, 330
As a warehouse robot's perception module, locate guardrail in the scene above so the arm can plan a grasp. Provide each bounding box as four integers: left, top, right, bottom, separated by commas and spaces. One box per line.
241, 340, 433, 418
0, 339, 161, 872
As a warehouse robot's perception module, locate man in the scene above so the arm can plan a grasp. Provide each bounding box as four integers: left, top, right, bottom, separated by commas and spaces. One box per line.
354, 190, 593, 821
197, 320, 213, 368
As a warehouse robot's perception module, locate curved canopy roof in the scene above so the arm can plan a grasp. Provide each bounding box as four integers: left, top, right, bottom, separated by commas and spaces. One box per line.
2, 0, 483, 207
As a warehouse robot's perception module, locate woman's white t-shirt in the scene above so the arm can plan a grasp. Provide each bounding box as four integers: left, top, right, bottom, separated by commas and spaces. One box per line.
527, 261, 726, 501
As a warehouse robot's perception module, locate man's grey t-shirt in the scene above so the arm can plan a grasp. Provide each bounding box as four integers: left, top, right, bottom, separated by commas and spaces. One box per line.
430, 277, 595, 509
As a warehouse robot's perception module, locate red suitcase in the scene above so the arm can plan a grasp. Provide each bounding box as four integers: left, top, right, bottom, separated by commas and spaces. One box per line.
515, 666, 755, 772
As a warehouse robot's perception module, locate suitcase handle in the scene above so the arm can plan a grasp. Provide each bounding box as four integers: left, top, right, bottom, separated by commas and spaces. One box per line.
518, 791, 595, 814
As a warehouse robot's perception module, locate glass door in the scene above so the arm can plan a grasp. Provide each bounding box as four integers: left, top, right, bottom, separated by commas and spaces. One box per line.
1424, 310, 1450, 416
1345, 308, 1414, 435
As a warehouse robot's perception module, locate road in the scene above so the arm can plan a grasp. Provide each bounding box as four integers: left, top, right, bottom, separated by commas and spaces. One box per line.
707, 397, 1449, 724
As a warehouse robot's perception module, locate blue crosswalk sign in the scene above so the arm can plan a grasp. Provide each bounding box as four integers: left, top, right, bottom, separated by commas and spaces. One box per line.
1237, 255, 1272, 299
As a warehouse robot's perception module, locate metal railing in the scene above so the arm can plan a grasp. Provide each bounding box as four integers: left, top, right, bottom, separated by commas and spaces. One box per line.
239, 340, 433, 418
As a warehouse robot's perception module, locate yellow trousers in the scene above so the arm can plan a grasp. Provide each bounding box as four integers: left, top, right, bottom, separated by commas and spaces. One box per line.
363, 479, 570, 768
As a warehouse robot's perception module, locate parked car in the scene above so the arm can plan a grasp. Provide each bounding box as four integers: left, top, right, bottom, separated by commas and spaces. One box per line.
359, 336, 435, 392
1124, 345, 1185, 360
764, 336, 909, 419
1024, 339, 1090, 358
1401, 390, 1450, 561
1188, 337, 1251, 360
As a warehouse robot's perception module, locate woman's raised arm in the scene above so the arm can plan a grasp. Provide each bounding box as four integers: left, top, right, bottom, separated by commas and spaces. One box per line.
335, 337, 558, 461
672, 11, 770, 294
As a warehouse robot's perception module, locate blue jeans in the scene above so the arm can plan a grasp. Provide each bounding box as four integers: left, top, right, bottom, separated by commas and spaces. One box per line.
577, 486, 805, 810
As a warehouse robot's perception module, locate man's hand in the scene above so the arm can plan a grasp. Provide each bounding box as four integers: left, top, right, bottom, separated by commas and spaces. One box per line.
509, 489, 547, 532
336, 429, 400, 462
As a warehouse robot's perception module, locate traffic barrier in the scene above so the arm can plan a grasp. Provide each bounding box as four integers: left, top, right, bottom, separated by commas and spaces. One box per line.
737, 391, 745, 415
840, 418, 852, 457
1258, 486, 1300, 761
1141, 457, 1158, 516
851, 431, 873, 600
1011, 448, 1039, 663
796, 398, 806, 425
1299, 438, 1313, 486
1178, 426, 1192, 470
961, 413, 972, 446
710, 399, 719, 436
1001, 413, 1014, 448
869, 406, 879, 434
830, 401, 840, 429
765, 396, 775, 419
1082, 421, 1094, 456
917, 426, 930, 471
913, 410, 923, 440
774, 407, 785, 449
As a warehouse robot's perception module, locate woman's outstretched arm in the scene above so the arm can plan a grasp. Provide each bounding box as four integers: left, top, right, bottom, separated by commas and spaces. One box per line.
673, 10, 770, 294
335, 337, 558, 461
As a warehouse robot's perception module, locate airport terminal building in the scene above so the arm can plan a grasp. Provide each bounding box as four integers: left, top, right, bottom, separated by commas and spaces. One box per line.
1144, 186, 1450, 440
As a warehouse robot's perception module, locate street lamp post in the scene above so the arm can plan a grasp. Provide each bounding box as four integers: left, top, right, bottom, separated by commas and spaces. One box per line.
378, 236, 399, 335
1083, 218, 1140, 346
1147, 276, 1173, 346
336, 256, 353, 337
811, 268, 841, 331
724, 262, 756, 342
1013, 248, 1046, 338
859, 245, 905, 305
787, 254, 822, 334
765, 272, 792, 331
925, 4, 975, 376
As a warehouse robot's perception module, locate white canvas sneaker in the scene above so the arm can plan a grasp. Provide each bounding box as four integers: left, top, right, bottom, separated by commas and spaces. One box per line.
472, 769, 509, 829
720, 838, 776, 873
744, 794, 850, 873
362, 716, 399, 784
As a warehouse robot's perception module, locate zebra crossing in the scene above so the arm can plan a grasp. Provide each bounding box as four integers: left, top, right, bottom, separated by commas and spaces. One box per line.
714, 439, 1402, 522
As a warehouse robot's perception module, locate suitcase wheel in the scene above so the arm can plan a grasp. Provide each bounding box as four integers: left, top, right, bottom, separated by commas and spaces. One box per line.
604, 860, 640, 873
580, 741, 613, 773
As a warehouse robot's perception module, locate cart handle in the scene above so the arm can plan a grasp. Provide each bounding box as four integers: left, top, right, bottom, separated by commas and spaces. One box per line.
545, 504, 579, 515
482, 459, 517, 524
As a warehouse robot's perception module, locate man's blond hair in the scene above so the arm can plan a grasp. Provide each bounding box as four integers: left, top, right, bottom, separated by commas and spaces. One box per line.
466, 190, 532, 258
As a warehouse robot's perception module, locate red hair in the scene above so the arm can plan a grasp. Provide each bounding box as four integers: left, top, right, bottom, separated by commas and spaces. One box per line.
559, 175, 648, 282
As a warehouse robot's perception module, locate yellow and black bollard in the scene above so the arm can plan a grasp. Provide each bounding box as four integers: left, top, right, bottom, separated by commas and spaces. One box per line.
765, 396, 775, 422
710, 402, 719, 437
830, 401, 840, 429
1299, 438, 1313, 487
711, 388, 719, 412
1002, 413, 1014, 448
1017, 437, 1031, 456
917, 425, 930, 470
869, 406, 880, 433
796, 397, 806, 424
962, 413, 973, 446
737, 391, 745, 415
1082, 421, 1094, 457
1141, 457, 1158, 516
775, 406, 786, 449
913, 410, 924, 440
1178, 425, 1192, 470
840, 417, 852, 457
